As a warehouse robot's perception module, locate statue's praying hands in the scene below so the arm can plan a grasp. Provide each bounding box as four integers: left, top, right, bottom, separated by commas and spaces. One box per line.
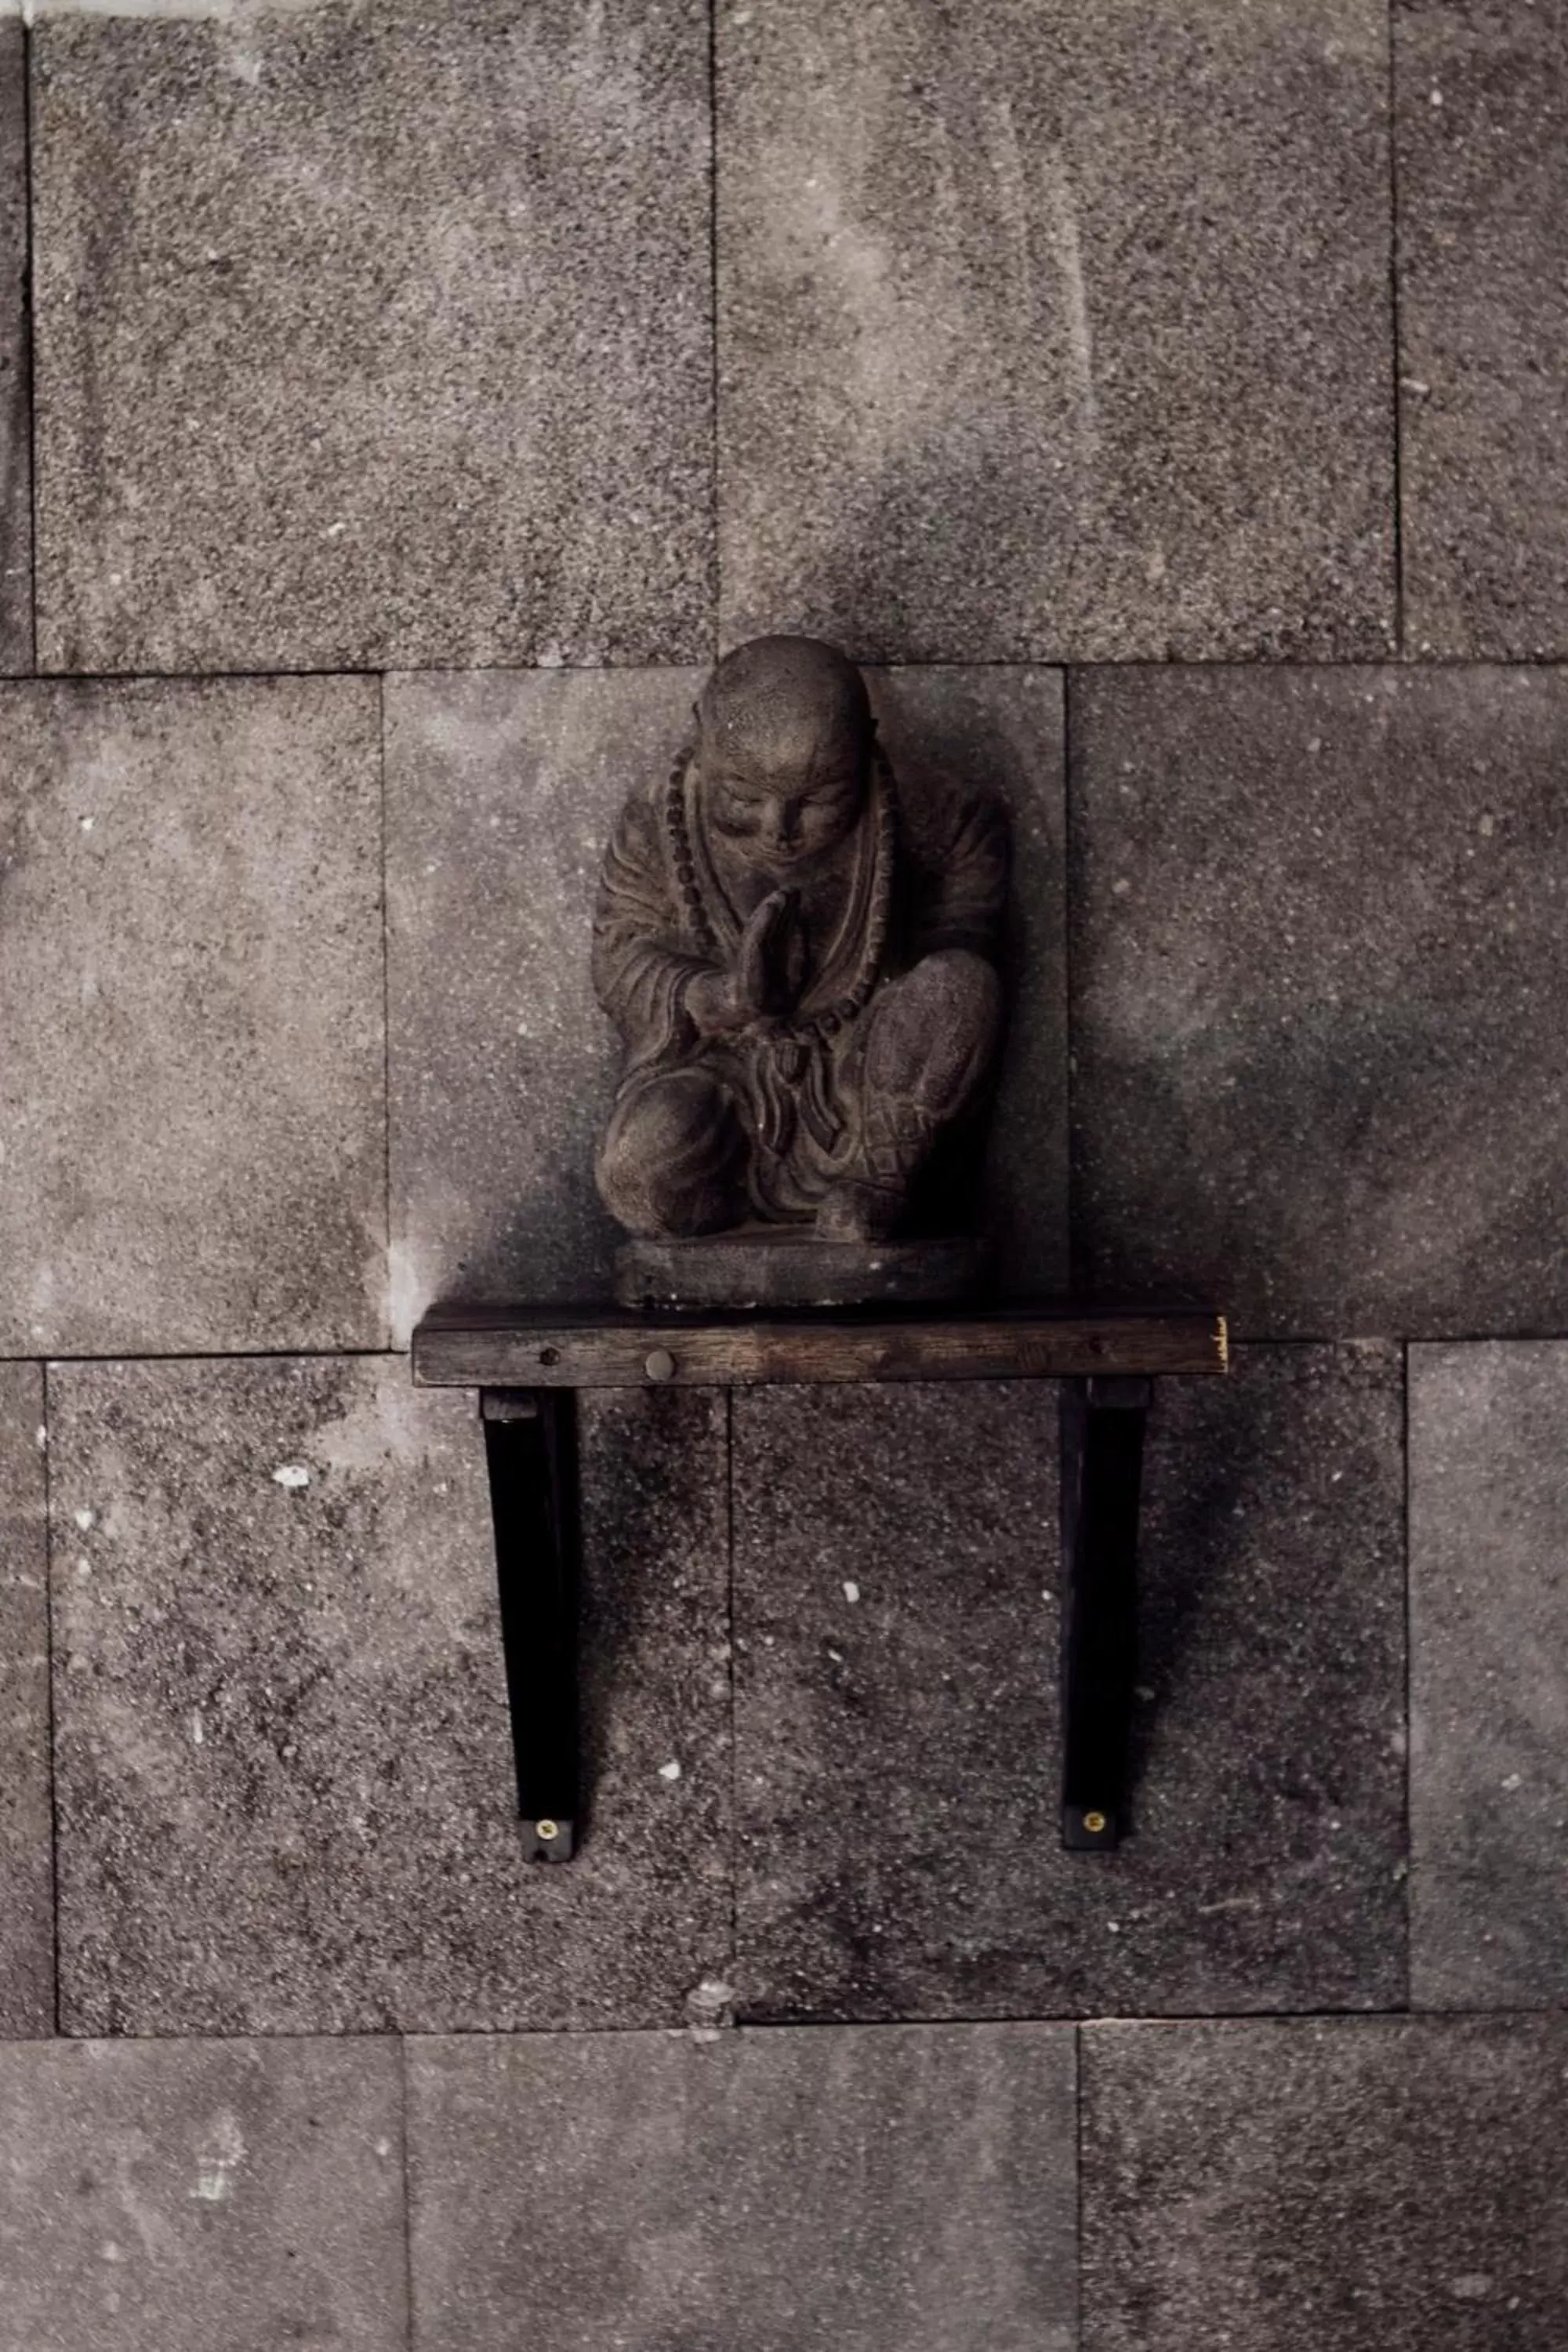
686, 888, 808, 1036
592, 636, 1008, 1244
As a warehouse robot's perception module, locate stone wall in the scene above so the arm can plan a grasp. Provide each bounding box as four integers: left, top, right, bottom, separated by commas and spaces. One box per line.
1, 3, 1565, 2346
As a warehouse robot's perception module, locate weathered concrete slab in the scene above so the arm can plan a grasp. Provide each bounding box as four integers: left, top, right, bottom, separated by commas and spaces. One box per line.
0, 1364, 51, 2037
0, 677, 385, 1356
732, 1345, 1405, 2020
408, 2023, 1077, 2352
718, 0, 1394, 662
387, 664, 1065, 1327
31, 0, 713, 672
1397, 2, 1568, 655
385, 668, 703, 1332
0, 2036, 405, 2352
1410, 1341, 1568, 2007
0, 24, 27, 673
51, 1356, 731, 2033
1083, 2015, 1568, 2350
1072, 666, 1568, 1336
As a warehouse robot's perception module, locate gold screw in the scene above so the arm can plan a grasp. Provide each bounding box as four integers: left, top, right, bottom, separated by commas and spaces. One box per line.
1083, 1810, 1107, 1835
536, 1819, 560, 1842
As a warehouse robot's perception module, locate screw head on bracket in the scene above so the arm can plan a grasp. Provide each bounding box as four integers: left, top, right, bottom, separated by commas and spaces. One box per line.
524, 1816, 575, 1863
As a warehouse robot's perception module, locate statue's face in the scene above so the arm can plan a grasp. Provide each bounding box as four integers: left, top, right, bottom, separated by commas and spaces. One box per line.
700, 728, 867, 869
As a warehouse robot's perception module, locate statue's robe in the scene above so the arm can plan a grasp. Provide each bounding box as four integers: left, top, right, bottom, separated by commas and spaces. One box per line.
592, 750, 1008, 1222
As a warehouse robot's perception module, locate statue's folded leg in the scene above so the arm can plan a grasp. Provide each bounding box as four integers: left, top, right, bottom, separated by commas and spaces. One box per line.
819, 949, 1001, 1240
594, 1068, 750, 1239
860, 948, 1001, 1125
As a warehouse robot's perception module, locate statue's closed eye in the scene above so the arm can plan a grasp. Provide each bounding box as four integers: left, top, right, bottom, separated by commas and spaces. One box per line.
715, 771, 859, 804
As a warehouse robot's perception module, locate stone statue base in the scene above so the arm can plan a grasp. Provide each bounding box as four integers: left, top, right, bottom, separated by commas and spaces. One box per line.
615, 1231, 989, 1312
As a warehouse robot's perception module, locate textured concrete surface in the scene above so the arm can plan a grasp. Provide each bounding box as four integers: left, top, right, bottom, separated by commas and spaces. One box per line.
1410, 1342, 1568, 2008
1083, 2016, 1568, 2351
388, 663, 1065, 1325
386, 668, 703, 1333
731, 1346, 1405, 2021
718, 0, 1394, 663
50, 1357, 731, 2034
1072, 666, 1568, 1337
0, 2036, 405, 2352
0, 1365, 51, 2037
868, 667, 1065, 1292
408, 2024, 1076, 2352
0, 25, 26, 672
1398, 2, 1568, 656
31, 1, 713, 673
0, 677, 385, 1356
5, 0, 1567, 2316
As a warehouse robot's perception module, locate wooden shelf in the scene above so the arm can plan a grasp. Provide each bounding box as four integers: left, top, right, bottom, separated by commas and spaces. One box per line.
412, 1301, 1228, 1391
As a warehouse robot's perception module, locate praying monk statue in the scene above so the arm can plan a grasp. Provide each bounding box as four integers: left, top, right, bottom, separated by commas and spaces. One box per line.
592, 635, 1007, 1249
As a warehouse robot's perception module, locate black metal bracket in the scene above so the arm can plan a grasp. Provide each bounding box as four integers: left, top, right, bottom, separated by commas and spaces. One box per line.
481, 1388, 580, 1862
1059, 1374, 1150, 1852
450, 1312, 1207, 1864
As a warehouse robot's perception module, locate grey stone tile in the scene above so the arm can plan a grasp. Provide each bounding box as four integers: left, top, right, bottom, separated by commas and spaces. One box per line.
732, 1345, 1405, 2022
1397, 3, 1568, 657
1083, 2016, 1568, 2352
0, 24, 27, 673
1072, 666, 1568, 1338
0, 1364, 51, 2037
717, 0, 1394, 663
386, 668, 704, 1330
0, 677, 386, 1356
869, 668, 1066, 1292
1410, 1342, 1568, 2008
387, 664, 1063, 1326
408, 2022, 1076, 2352
51, 1356, 731, 2034
31, 2, 713, 673
0, 2036, 405, 2352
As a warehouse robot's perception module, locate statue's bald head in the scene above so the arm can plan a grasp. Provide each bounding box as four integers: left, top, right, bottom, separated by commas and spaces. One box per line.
696, 635, 873, 785
695, 637, 873, 869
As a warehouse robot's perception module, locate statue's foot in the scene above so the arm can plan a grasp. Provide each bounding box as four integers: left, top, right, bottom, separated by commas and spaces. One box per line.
816, 1179, 904, 1244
